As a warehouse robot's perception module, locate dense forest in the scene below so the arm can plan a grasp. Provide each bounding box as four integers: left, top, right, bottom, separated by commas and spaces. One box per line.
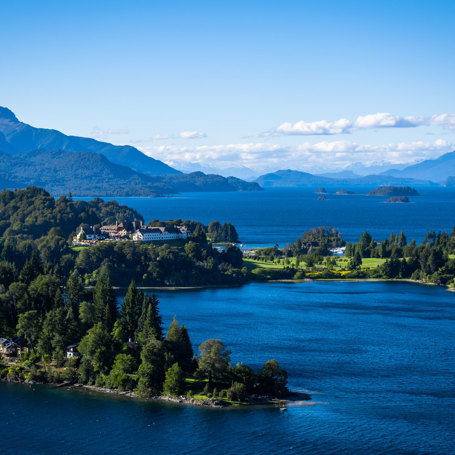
0, 187, 249, 332
343, 230, 455, 283
0, 187, 287, 403
0, 277, 288, 404
0, 187, 246, 287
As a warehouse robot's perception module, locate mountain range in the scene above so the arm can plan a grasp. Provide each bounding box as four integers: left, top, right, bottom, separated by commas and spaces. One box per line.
254, 169, 437, 188
0, 108, 260, 196
382, 151, 455, 183
2, 106, 454, 194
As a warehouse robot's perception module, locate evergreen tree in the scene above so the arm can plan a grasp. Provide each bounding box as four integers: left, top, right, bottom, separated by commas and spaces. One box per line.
114, 281, 143, 343
221, 223, 239, 243
19, 253, 43, 285
136, 294, 163, 343
66, 270, 84, 310
348, 251, 362, 270
207, 221, 222, 242
165, 317, 194, 372
93, 271, 117, 331
163, 362, 185, 396
136, 339, 165, 396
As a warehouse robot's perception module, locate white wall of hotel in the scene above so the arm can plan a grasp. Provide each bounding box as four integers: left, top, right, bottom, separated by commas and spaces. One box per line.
133, 230, 187, 241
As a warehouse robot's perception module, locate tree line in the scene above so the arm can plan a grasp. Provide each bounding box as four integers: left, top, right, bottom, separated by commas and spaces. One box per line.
1, 272, 288, 403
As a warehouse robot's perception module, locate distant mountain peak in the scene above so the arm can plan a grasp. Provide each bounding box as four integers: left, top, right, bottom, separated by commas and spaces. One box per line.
0, 107, 19, 123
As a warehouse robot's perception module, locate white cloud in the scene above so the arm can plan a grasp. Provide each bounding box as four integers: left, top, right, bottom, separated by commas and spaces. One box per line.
264, 118, 352, 136
354, 113, 425, 129
140, 139, 453, 175
430, 114, 455, 130
265, 112, 455, 136
179, 131, 207, 139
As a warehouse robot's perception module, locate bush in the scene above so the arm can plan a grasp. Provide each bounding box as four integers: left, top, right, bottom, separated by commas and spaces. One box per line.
94, 375, 106, 387
228, 382, 248, 401
293, 271, 305, 280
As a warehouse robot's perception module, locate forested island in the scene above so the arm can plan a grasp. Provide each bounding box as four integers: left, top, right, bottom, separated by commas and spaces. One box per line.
385, 196, 410, 203
367, 186, 419, 197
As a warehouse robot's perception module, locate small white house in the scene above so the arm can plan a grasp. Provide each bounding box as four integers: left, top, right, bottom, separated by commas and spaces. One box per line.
76, 226, 104, 242
66, 343, 81, 359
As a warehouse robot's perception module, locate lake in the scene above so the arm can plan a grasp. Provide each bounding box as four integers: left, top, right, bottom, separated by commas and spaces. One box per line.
88, 186, 455, 246
1, 281, 455, 454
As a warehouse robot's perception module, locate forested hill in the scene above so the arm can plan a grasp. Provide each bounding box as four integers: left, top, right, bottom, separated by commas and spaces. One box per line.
0, 108, 262, 196
0, 150, 168, 197
0, 186, 247, 287
0, 107, 179, 176
0, 186, 143, 239
0, 150, 261, 197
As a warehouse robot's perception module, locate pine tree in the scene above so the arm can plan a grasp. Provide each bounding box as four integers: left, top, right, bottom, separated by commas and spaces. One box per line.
19, 253, 43, 285
116, 281, 143, 342
66, 270, 84, 311
165, 317, 194, 372
137, 294, 163, 344
92, 272, 117, 332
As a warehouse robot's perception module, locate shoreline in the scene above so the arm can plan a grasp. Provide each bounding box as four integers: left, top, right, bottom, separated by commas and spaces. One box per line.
2, 379, 306, 409
70, 384, 302, 408
100, 278, 455, 293
264, 277, 454, 291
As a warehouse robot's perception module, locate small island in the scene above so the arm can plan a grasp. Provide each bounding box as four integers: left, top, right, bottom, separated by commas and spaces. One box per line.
367, 186, 419, 197
385, 196, 410, 203
317, 195, 328, 200
336, 188, 357, 195
315, 187, 327, 194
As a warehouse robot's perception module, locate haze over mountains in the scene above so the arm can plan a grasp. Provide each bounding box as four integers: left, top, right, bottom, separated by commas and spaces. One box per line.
382, 151, 455, 182
0, 108, 260, 196
0, 107, 178, 176
254, 151, 455, 187
1, 106, 454, 195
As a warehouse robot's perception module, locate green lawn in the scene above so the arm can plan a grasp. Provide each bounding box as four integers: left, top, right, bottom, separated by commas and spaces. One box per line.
243, 258, 286, 270
360, 258, 387, 268
244, 256, 386, 273
71, 246, 87, 252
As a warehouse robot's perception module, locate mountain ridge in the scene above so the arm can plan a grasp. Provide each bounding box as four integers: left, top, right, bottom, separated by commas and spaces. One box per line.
255, 169, 436, 188
0, 107, 180, 176
382, 151, 455, 182
0, 149, 261, 196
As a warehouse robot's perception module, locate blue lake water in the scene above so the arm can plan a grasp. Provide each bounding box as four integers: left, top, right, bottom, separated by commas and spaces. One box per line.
89, 187, 455, 246
2, 281, 455, 454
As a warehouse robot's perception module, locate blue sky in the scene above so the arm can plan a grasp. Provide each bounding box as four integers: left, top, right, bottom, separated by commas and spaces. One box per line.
1, 0, 455, 176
